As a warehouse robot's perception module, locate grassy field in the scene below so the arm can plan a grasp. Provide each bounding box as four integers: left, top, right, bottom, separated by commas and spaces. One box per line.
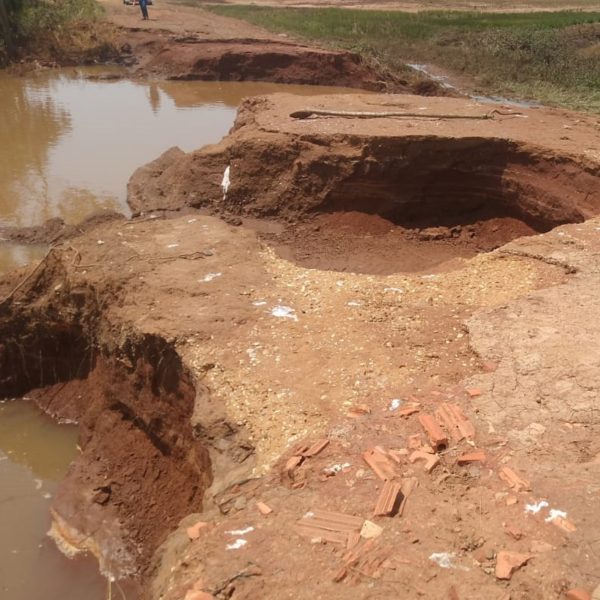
204, 5, 600, 112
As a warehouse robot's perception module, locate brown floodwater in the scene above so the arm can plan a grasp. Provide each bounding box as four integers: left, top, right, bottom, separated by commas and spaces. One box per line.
0, 399, 111, 600
0, 67, 357, 598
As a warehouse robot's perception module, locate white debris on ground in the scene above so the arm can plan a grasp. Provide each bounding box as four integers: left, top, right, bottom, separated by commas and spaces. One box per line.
429, 552, 457, 569
200, 272, 222, 282
221, 165, 231, 200
270, 305, 298, 321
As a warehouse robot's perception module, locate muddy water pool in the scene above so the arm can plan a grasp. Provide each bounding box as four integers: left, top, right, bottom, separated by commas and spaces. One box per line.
0, 68, 355, 598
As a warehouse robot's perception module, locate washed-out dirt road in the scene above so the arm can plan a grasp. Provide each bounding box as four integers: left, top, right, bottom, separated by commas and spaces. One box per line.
1, 0, 600, 598
1, 87, 600, 599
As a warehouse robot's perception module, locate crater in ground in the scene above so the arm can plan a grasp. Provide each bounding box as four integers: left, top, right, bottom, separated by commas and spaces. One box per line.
260, 209, 543, 275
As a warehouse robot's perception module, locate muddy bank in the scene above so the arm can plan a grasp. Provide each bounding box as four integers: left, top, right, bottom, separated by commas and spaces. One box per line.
0, 212, 124, 245
121, 29, 432, 93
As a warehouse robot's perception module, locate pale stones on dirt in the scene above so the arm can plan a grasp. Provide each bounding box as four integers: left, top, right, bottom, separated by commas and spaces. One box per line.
360, 520, 383, 539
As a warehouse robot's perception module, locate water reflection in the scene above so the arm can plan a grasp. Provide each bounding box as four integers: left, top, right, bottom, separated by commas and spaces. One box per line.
0, 68, 354, 233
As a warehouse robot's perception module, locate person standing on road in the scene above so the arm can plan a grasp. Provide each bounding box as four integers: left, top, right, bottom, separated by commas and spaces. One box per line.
139, 0, 149, 20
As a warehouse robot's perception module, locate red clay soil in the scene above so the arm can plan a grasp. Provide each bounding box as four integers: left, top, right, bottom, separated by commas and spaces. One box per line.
127, 93, 600, 273
122, 30, 426, 92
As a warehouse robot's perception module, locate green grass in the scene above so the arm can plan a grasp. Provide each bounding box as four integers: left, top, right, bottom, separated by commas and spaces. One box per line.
203, 5, 600, 112
1, 0, 109, 65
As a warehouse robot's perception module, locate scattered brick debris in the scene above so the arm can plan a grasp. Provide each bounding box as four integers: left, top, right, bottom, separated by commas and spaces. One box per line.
457, 450, 486, 465
408, 434, 422, 449
186, 521, 209, 541
388, 448, 409, 463
373, 480, 403, 517
466, 388, 483, 397
362, 446, 399, 480
418, 414, 448, 451
302, 439, 329, 458
334, 538, 389, 584
552, 515, 577, 533
396, 402, 421, 418
295, 509, 364, 545
409, 450, 440, 473
347, 405, 371, 418
506, 495, 518, 506
565, 588, 592, 600
436, 403, 476, 441
498, 466, 531, 492
495, 551, 531, 580
504, 522, 524, 540
256, 501, 273, 515
284, 455, 304, 480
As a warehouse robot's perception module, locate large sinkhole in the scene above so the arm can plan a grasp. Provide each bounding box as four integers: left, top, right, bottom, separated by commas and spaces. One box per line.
258, 138, 598, 275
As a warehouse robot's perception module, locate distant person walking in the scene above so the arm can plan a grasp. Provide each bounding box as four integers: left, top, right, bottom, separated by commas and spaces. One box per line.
139, 0, 149, 20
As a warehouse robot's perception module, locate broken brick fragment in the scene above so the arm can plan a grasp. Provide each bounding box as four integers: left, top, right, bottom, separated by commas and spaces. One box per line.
457, 450, 486, 465
498, 466, 531, 492
418, 414, 448, 451
256, 501, 273, 515
409, 450, 440, 473
495, 551, 531, 580
186, 521, 209, 541
362, 447, 399, 480
284, 455, 304, 479
565, 588, 592, 600
552, 516, 577, 533
373, 480, 403, 517
396, 403, 420, 418
436, 403, 476, 441
303, 439, 330, 457
466, 388, 482, 397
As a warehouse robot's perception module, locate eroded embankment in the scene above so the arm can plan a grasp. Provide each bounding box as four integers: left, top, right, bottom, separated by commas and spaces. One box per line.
0, 250, 211, 581
119, 29, 442, 93
128, 93, 600, 273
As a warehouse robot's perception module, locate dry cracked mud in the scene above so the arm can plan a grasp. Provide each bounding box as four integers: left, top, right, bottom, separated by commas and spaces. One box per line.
1, 91, 600, 599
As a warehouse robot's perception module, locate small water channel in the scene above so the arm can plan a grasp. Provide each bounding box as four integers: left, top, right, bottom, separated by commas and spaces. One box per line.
0, 67, 354, 598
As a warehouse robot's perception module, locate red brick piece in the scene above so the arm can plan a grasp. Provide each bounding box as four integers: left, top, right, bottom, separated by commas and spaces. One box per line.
301, 439, 330, 457
418, 414, 448, 451
498, 466, 531, 492
409, 450, 440, 473
467, 388, 482, 397
373, 480, 403, 517
256, 501, 273, 515
362, 447, 399, 481
457, 450, 486, 465
495, 551, 531, 580
565, 588, 592, 600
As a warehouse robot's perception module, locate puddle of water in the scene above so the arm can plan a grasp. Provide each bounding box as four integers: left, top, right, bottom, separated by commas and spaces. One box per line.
0, 68, 356, 229
0, 67, 356, 274
0, 399, 108, 600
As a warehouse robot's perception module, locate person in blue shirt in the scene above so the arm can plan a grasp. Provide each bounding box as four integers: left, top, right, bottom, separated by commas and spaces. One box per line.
139, 0, 149, 20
